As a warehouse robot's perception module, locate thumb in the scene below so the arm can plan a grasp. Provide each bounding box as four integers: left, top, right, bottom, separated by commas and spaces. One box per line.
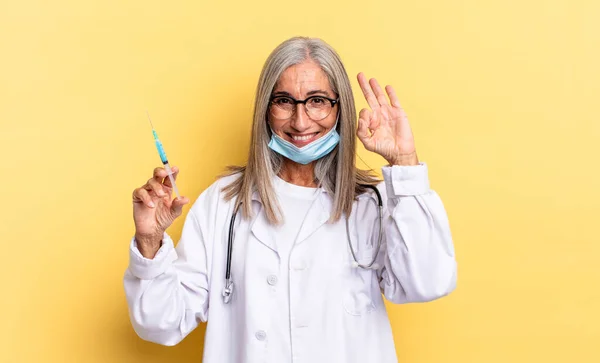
170, 196, 190, 218
356, 119, 372, 146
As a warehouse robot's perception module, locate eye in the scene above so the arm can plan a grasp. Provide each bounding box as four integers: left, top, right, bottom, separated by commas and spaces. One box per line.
308, 97, 326, 105
273, 97, 293, 105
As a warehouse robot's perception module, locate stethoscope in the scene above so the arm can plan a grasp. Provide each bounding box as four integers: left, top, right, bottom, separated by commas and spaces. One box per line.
222, 184, 383, 304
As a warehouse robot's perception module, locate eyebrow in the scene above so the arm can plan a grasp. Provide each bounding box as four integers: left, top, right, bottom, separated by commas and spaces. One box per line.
272, 89, 331, 98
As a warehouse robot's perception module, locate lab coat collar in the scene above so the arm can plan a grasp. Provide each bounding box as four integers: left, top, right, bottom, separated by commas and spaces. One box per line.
296, 191, 332, 244
249, 202, 279, 254
250, 180, 333, 254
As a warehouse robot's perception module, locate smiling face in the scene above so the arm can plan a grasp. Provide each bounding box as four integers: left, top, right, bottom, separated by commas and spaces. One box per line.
268, 60, 339, 148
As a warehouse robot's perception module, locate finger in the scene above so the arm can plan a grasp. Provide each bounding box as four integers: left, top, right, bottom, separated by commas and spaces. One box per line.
369, 78, 389, 106
360, 107, 380, 131
356, 117, 369, 140
162, 166, 179, 188
356, 118, 375, 151
385, 85, 402, 108
146, 178, 168, 198
133, 188, 155, 208
153, 167, 168, 183
357, 72, 380, 109
171, 166, 179, 179
358, 108, 372, 129
170, 196, 190, 218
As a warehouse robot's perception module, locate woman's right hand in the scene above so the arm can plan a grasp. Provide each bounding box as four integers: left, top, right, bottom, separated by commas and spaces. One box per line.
132, 166, 190, 257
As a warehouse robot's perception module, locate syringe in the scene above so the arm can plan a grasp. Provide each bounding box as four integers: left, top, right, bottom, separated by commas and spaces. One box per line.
146, 111, 181, 198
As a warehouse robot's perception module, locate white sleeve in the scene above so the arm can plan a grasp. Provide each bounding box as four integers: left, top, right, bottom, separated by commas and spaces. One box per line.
377, 162, 457, 303
123, 184, 217, 346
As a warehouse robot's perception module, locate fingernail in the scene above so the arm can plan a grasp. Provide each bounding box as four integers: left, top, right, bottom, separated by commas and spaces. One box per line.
149, 202, 155, 208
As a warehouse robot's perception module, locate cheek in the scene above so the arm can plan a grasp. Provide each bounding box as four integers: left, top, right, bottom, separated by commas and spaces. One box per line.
320, 110, 339, 132
268, 118, 287, 135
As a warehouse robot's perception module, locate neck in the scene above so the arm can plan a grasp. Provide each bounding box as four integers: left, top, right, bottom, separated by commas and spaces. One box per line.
278, 159, 317, 187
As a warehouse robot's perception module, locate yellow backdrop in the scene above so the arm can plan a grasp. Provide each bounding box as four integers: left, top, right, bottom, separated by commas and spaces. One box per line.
1, 0, 598, 362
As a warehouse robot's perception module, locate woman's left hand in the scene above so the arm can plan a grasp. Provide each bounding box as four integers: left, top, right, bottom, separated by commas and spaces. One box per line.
356, 72, 419, 166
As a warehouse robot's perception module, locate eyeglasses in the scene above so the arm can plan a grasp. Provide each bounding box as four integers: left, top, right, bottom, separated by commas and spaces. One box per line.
269, 95, 339, 121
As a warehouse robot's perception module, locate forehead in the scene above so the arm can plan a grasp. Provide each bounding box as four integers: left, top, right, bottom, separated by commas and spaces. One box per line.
274, 60, 333, 94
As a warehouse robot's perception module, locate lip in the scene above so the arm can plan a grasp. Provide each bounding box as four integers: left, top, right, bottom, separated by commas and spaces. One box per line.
286, 132, 320, 147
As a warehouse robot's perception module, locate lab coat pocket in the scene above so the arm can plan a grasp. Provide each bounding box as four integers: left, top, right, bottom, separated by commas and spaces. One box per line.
342, 248, 377, 316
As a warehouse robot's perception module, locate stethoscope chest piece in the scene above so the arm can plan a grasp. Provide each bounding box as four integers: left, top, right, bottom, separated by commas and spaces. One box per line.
222, 280, 234, 304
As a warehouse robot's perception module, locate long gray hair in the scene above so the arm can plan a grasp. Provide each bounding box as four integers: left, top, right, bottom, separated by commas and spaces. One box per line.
221, 36, 379, 224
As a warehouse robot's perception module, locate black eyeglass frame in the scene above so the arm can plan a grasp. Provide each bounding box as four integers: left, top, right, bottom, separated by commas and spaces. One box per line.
268, 95, 339, 120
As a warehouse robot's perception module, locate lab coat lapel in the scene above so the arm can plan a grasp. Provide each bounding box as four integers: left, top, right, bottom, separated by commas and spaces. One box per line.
249, 195, 278, 254
295, 191, 332, 245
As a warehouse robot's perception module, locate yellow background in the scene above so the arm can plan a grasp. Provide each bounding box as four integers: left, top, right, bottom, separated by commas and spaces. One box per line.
1, 0, 598, 362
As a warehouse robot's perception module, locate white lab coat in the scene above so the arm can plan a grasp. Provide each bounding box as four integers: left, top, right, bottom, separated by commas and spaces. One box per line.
124, 163, 457, 363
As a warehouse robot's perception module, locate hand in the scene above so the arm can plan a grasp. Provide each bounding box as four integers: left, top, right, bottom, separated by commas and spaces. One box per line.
356, 72, 419, 166
132, 166, 189, 254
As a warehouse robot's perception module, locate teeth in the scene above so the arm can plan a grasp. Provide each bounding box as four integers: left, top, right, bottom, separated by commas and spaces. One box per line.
292, 133, 316, 141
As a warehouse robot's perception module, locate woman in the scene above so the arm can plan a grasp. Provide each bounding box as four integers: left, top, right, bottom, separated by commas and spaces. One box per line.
125, 36, 457, 363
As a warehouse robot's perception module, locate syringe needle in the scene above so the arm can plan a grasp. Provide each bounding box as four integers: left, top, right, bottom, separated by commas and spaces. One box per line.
146, 110, 155, 129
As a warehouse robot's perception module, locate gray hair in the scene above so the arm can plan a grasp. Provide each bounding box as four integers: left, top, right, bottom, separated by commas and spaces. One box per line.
221, 36, 379, 224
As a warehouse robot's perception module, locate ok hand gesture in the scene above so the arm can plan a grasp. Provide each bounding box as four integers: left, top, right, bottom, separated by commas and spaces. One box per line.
356, 72, 419, 166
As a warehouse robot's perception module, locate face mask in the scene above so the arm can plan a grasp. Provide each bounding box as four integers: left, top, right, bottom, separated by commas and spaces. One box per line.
268, 116, 340, 165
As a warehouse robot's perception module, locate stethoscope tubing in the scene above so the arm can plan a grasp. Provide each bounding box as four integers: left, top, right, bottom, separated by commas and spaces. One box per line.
222, 184, 383, 303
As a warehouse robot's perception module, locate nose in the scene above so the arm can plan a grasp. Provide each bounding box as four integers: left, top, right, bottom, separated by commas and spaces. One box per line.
290, 104, 311, 132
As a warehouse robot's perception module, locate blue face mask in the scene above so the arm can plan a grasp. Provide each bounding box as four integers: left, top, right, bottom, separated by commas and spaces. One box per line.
268, 117, 340, 165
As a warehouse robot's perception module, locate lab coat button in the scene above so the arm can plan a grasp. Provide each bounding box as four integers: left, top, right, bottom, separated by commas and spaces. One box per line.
255, 330, 267, 341
267, 275, 278, 285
